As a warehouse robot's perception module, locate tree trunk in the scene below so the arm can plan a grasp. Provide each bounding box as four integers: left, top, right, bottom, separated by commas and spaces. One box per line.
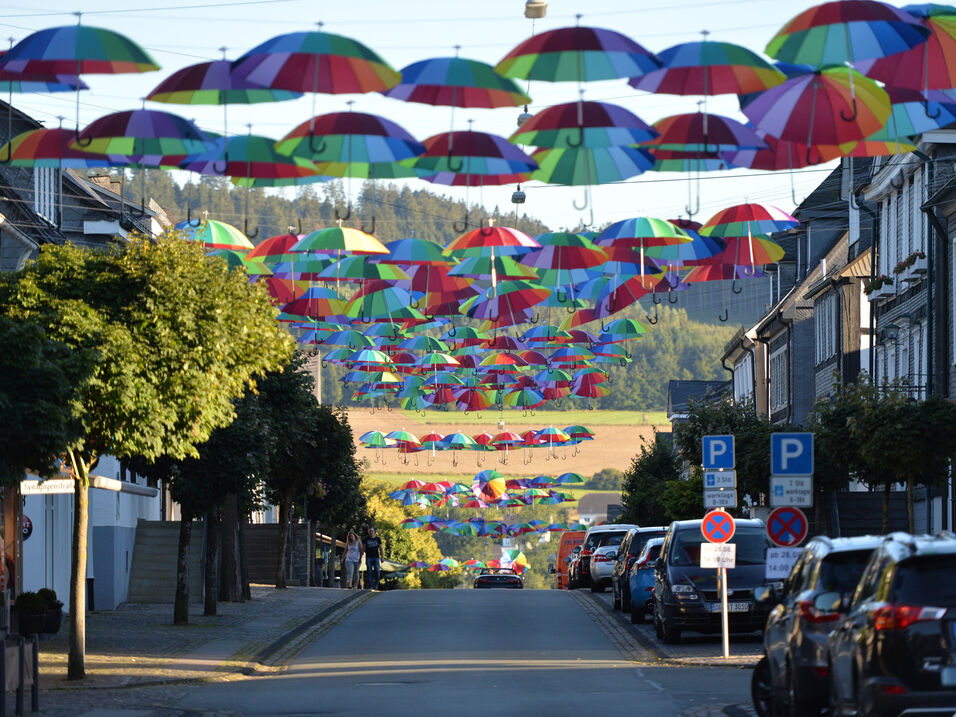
219, 494, 241, 602
907, 479, 915, 533
203, 509, 220, 617
276, 495, 291, 589
67, 453, 89, 681
883, 481, 891, 534
238, 514, 251, 601
174, 509, 193, 625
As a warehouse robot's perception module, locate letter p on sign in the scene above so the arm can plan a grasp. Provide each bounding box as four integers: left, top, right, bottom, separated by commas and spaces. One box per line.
771, 433, 814, 475
702, 435, 735, 470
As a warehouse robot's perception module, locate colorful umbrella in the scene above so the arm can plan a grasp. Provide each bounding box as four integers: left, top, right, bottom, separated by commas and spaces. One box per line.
175, 219, 254, 251
403, 129, 537, 186
859, 5, 956, 90
495, 25, 661, 82
444, 222, 540, 257
0, 127, 113, 167
509, 100, 657, 147
530, 145, 654, 185
385, 55, 530, 107
642, 112, 768, 153
180, 132, 320, 182
700, 203, 799, 237
73, 109, 211, 159
274, 110, 424, 166
148, 58, 301, 104
293, 225, 389, 255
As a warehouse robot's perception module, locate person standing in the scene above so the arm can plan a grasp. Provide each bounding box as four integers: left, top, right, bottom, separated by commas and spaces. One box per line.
343, 530, 363, 589
364, 526, 382, 590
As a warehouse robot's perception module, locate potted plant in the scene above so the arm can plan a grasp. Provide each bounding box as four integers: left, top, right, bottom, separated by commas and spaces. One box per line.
37, 588, 63, 634
864, 274, 894, 295
13, 592, 46, 637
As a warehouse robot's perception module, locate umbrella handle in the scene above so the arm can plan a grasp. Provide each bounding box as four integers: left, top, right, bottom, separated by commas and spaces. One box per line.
646, 304, 658, 325
742, 266, 756, 278
731, 279, 742, 294
360, 216, 376, 234
653, 293, 662, 305
619, 357, 628, 367
668, 290, 679, 304
572, 188, 588, 211
244, 218, 259, 239
684, 193, 699, 218
335, 202, 352, 221
447, 154, 463, 172
453, 211, 469, 232
130, 197, 147, 218
924, 100, 942, 120
603, 370, 613, 385
718, 308, 728, 322
309, 134, 327, 155
73, 127, 93, 148
528, 312, 540, 324
564, 126, 583, 148
185, 206, 202, 228
212, 153, 228, 175
839, 97, 858, 122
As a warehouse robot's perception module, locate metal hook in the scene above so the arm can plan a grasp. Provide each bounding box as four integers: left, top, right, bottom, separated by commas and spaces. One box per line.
840, 97, 858, 122
448, 324, 457, 338
528, 312, 540, 324
452, 211, 469, 233
668, 290, 679, 304
684, 193, 699, 218
555, 288, 568, 304
731, 279, 742, 294
73, 127, 93, 148
212, 156, 228, 175
924, 100, 942, 120
244, 217, 259, 239
186, 206, 202, 227
565, 126, 583, 148
360, 216, 376, 234
646, 304, 659, 325
296, 217, 303, 234
335, 202, 352, 221
718, 308, 728, 322
653, 293, 662, 306
447, 154, 463, 172
572, 188, 588, 210
309, 134, 327, 155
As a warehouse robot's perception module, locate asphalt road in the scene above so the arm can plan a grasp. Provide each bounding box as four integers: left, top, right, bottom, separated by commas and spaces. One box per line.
174, 589, 753, 716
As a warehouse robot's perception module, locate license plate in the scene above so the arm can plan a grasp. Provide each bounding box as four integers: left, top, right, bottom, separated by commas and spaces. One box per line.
941, 666, 956, 687
711, 602, 750, 613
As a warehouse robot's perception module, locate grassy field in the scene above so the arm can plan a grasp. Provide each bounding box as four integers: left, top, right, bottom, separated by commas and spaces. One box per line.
372, 409, 668, 427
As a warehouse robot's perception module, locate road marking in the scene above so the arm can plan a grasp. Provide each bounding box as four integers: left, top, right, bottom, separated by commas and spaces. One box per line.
636, 668, 664, 691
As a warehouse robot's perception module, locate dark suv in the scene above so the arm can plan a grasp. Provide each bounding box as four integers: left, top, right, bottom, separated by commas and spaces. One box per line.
826, 532, 956, 717
653, 518, 773, 644
611, 527, 666, 612
759, 535, 882, 717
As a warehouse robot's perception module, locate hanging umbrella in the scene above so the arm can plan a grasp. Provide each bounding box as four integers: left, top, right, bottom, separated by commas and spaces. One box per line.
148, 58, 301, 104
180, 131, 320, 183
630, 39, 786, 95
766, 1, 930, 66
461, 280, 551, 325
859, 4, 956, 90
641, 112, 768, 153
647, 148, 733, 172
175, 218, 254, 251
74, 108, 210, 158
231, 29, 400, 94
688, 236, 785, 269
282, 286, 347, 321
555, 471, 587, 485
700, 203, 799, 237
510, 100, 657, 147
0, 127, 113, 167
385, 55, 530, 107
345, 285, 424, 323
379, 237, 449, 266
293, 225, 389, 255
495, 25, 661, 82
448, 255, 539, 281
530, 145, 654, 185
503, 387, 546, 409
444, 221, 540, 257
684, 262, 770, 283
402, 129, 537, 186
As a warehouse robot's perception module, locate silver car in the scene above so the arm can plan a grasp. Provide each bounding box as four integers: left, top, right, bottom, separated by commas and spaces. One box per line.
587, 529, 632, 592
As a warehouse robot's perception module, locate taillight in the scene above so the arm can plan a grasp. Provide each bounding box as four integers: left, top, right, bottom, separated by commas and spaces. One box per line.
871, 604, 947, 630
592, 553, 612, 563
580, 549, 593, 557
798, 599, 841, 624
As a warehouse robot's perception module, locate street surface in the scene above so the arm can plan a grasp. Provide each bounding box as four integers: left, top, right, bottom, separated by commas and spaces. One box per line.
173, 589, 754, 717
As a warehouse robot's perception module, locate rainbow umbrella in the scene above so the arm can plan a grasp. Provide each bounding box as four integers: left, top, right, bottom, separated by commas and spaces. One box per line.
0, 127, 112, 167
510, 100, 657, 147
231, 30, 400, 94
379, 237, 449, 266
503, 387, 546, 409
647, 148, 732, 172
282, 286, 347, 321
74, 109, 211, 159
180, 132, 320, 182
148, 58, 301, 104
206, 249, 268, 274
691, 235, 786, 268
448, 255, 540, 281
403, 129, 537, 186
461, 280, 551, 325
293, 225, 389, 255
642, 112, 768, 153
631, 39, 785, 95
444, 222, 540, 257
555, 471, 587, 485
385, 55, 530, 107
859, 4, 956, 90
530, 145, 654, 185
495, 25, 661, 82
175, 219, 253, 251
683, 263, 771, 283
766, 1, 930, 66
700, 203, 799, 237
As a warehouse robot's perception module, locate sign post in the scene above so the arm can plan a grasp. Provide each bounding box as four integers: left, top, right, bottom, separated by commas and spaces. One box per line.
701, 509, 736, 659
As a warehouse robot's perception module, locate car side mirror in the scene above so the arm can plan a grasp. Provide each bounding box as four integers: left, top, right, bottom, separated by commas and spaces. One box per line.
813, 591, 843, 613
754, 585, 776, 604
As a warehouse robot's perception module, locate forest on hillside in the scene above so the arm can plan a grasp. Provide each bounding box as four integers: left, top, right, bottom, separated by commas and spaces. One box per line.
119, 170, 737, 410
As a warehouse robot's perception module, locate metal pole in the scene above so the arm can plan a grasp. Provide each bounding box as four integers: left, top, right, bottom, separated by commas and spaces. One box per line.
16, 636, 23, 716
30, 635, 37, 713
720, 566, 729, 659
1, 633, 6, 717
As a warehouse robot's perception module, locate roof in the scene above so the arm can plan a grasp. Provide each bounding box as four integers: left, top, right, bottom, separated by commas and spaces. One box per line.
667, 380, 729, 417
576, 493, 623, 514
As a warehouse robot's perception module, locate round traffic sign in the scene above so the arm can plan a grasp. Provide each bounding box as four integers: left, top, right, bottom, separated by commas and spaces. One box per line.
22, 516, 32, 541
701, 509, 736, 544
767, 506, 808, 547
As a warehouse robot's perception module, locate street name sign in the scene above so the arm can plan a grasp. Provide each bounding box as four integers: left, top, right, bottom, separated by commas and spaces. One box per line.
703, 489, 737, 509
701, 542, 736, 569
20, 479, 74, 495
765, 548, 802, 580
702, 435, 735, 470
767, 506, 809, 547
704, 470, 736, 489
770, 476, 813, 507
771, 433, 814, 475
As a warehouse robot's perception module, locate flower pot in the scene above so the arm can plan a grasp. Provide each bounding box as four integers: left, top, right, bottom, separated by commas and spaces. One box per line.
43, 609, 63, 635
15, 612, 44, 637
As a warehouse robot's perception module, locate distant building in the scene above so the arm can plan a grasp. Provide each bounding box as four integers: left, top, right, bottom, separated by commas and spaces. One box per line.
576, 493, 623, 525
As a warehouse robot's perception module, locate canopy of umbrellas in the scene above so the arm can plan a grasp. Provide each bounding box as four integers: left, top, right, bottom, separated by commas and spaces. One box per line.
390, 469, 585, 513
361, 426, 593, 465
184, 203, 794, 410
411, 552, 531, 575
0, 1, 951, 191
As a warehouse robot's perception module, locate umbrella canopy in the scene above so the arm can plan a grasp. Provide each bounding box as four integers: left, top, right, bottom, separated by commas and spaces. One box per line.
175, 219, 254, 250
700, 202, 799, 237
0, 24, 159, 75
293, 225, 389, 255
642, 112, 768, 152
379, 237, 449, 266
231, 30, 400, 94
180, 132, 320, 181
510, 100, 657, 147
445, 222, 540, 257
448, 255, 539, 281
0, 127, 113, 167
530, 145, 654, 185
274, 111, 424, 166
147, 59, 301, 104
403, 130, 537, 185
631, 40, 786, 95
495, 25, 661, 82
461, 280, 551, 324
74, 109, 212, 158
766, 0, 930, 66
859, 4, 956, 90
385, 56, 530, 107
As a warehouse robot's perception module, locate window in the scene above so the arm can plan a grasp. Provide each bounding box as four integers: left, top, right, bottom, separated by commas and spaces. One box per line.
733, 354, 753, 403
815, 293, 837, 365
34, 167, 57, 225
770, 346, 788, 412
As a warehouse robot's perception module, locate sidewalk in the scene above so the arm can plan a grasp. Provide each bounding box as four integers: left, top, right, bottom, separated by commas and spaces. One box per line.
11, 585, 371, 715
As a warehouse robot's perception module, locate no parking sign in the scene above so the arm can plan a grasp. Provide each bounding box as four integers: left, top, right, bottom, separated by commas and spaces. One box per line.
767, 506, 808, 548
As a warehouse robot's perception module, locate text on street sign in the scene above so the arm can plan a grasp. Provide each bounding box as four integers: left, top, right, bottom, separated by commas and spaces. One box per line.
701, 542, 736, 569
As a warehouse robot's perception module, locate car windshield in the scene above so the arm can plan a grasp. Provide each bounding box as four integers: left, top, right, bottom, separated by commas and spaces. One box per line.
669, 526, 768, 566
630, 531, 666, 556
597, 532, 628, 548
818, 550, 874, 593
890, 554, 956, 606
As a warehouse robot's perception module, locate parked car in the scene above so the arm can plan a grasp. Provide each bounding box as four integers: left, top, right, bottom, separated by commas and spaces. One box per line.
653, 518, 773, 644
474, 567, 523, 589
759, 535, 882, 717
611, 527, 667, 611
826, 531, 956, 717
629, 537, 665, 624
552, 530, 585, 590
567, 546, 583, 589
576, 523, 638, 590
586, 525, 639, 593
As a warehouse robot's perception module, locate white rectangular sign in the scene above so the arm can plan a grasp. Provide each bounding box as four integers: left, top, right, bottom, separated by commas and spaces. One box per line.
20, 479, 74, 495
765, 547, 803, 580
770, 476, 813, 507
703, 489, 737, 509
700, 542, 736, 569
704, 470, 736, 489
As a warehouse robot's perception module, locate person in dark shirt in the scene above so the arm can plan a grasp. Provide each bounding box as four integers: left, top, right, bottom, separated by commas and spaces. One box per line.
365, 526, 382, 590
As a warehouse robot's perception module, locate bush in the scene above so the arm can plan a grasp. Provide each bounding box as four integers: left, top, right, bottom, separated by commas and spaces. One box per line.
14, 591, 46, 616
37, 587, 62, 610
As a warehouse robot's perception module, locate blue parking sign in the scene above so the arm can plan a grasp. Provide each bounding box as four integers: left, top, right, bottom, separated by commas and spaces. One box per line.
702, 435, 734, 470
771, 433, 814, 475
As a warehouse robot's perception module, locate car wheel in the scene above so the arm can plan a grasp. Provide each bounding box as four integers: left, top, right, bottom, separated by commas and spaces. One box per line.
751, 656, 773, 717
630, 602, 645, 624
621, 585, 631, 612
786, 663, 815, 717
590, 579, 604, 593
660, 615, 681, 644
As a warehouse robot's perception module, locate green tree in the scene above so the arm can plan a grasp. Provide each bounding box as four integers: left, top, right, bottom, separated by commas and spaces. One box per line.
620, 432, 682, 525
0, 235, 294, 678
0, 317, 91, 483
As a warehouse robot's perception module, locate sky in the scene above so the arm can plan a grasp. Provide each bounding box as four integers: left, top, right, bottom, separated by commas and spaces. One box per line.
0, 0, 891, 231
